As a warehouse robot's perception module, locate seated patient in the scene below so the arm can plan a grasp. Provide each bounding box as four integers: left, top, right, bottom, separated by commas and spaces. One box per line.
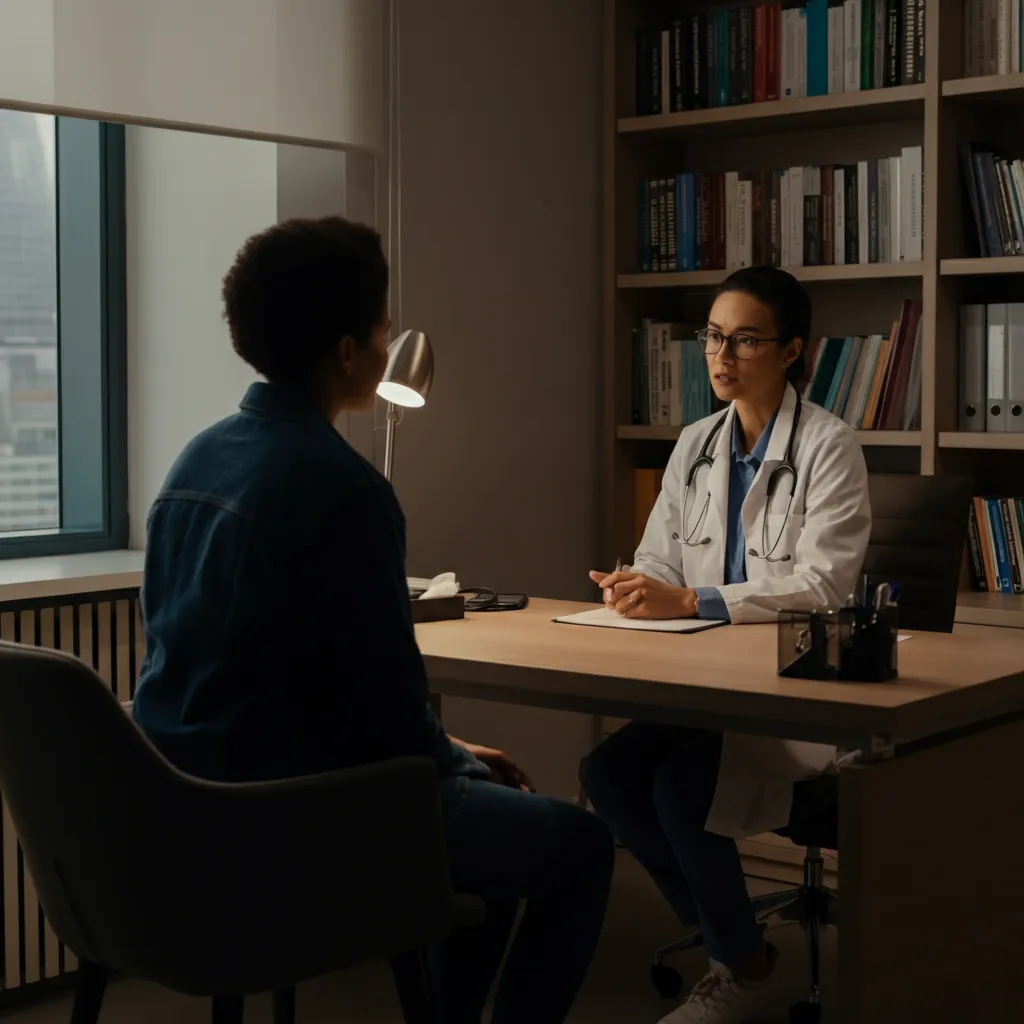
133, 216, 614, 1024
583, 267, 871, 1024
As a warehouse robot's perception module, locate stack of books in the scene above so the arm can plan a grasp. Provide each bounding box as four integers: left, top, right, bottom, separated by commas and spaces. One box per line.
636, 0, 925, 116
963, 2, 1024, 76
968, 496, 1024, 595
805, 299, 923, 429
631, 321, 713, 427
958, 304, 1024, 432
638, 148, 924, 272
959, 144, 1024, 258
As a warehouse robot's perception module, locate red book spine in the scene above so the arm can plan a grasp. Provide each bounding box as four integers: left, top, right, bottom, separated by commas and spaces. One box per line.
753, 5, 767, 102
766, 5, 781, 102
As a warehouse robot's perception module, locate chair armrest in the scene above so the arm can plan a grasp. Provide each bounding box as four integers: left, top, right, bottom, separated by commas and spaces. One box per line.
109, 757, 456, 995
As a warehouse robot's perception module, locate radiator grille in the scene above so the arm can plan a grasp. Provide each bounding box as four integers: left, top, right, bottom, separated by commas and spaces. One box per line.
0, 588, 143, 994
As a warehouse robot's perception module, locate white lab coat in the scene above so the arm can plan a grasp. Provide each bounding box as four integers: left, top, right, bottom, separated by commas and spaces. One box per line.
632, 383, 871, 839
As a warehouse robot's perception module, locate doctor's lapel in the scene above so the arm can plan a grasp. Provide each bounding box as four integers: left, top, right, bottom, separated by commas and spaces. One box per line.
741, 384, 800, 551
704, 404, 734, 572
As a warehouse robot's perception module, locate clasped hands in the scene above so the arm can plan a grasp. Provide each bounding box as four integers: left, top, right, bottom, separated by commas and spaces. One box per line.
587, 568, 698, 620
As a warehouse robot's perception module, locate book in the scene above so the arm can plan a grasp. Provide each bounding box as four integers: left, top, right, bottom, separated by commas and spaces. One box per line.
634, 1, 911, 116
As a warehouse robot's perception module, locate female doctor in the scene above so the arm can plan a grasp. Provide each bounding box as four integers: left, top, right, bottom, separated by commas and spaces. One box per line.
583, 266, 871, 1024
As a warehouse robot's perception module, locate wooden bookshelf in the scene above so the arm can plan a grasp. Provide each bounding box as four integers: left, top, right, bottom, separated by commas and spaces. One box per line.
955, 592, 1024, 630
618, 262, 924, 289
940, 257, 1024, 276
942, 73, 1024, 100
618, 83, 926, 139
618, 425, 923, 447
601, 1, 1023, 635
938, 432, 1024, 451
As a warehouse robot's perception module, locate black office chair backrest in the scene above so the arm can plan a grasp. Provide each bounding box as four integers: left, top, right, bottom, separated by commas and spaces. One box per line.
0, 641, 455, 997
862, 474, 973, 633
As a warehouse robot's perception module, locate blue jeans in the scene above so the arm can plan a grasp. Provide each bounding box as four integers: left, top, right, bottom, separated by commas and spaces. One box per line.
429, 776, 615, 1024
583, 723, 763, 967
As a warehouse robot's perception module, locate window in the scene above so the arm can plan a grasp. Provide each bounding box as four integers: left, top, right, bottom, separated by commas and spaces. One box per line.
0, 112, 126, 557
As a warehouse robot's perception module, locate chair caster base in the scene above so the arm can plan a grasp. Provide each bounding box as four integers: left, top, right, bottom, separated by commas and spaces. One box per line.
789, 999, 822, 1024
651, 963, 683, 1000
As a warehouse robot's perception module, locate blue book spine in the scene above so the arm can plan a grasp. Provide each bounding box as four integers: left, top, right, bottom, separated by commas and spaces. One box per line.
716, 10, 729, 107
639, 180, 652, 272
987, 498, 1014, 594
824, 337, 852, 411
806, 0, 828, 96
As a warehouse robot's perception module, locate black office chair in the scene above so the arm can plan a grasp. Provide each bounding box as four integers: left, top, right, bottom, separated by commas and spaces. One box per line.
0, 641, 483, 1024
648, 473, 974, 1024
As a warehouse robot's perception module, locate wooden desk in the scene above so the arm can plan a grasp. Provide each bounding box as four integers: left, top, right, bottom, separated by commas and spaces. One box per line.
417, 599, 1024, 1024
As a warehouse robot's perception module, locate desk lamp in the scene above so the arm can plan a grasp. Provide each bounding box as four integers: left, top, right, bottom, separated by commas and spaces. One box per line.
376, 329, 434, 481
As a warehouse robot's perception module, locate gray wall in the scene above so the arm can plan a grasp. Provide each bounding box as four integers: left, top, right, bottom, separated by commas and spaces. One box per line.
387, 0, 604, 797
389, 0, 603, 604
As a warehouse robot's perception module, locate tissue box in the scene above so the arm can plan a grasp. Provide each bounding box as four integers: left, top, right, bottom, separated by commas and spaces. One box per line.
410, 594, 465, 623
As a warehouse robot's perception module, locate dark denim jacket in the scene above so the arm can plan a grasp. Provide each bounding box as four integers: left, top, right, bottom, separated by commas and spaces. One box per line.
133, 381, 486, 784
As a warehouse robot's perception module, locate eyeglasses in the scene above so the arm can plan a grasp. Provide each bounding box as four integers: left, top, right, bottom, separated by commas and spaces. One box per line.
696, 328, 780, 361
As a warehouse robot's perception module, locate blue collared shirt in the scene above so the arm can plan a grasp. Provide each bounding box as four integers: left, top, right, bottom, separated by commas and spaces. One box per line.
694, 411, 777, 622
133, 381, 487, 784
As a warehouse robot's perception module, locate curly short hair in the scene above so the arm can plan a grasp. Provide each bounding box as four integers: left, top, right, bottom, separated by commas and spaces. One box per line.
222, 216, 388, 384
715, 265, 811, 384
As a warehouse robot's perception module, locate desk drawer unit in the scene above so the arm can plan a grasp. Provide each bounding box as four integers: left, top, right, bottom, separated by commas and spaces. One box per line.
0, 588, 143, 1002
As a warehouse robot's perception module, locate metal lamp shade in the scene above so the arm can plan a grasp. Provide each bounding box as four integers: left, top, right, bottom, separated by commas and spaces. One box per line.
376, 330, 434, 409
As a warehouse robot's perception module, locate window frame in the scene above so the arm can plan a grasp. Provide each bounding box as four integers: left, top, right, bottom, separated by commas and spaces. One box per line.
0, 117, 127, 559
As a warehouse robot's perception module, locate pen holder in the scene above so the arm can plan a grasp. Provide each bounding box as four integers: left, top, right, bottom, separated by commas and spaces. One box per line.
777, 610, 840, 680
836, 605, 898, 682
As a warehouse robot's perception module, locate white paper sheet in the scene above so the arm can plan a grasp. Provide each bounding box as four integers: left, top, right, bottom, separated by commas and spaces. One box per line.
554, 607, 726, 634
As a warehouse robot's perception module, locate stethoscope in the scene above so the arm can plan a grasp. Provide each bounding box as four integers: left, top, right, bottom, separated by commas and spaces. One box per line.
676, 394, 802, 563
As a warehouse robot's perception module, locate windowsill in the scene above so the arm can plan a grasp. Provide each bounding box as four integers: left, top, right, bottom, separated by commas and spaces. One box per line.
0, 550, 144, 604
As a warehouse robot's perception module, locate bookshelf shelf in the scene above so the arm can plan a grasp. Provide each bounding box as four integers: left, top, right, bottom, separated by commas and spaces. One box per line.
618, 263, 924, 290
955, 592, 1024, 630
939, 257, 1024, 276
938, 433, 1024, 451
942, 74, 1024, 101
618, 426, 922, 447
617, 85, 926, 140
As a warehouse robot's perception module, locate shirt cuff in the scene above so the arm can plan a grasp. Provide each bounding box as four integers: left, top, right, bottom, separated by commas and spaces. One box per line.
694, 586, 731, 623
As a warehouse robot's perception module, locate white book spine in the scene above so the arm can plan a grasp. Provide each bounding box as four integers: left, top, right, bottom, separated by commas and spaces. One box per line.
658, 324, 671, 425
782, 10, 795, 98
645, 321, 660, 426
829, 8, 845, 92
781, 170, 791, 267
844, 0, 861, 91
834, 167, 846, 265
998, 0, 1010, 74
797, 10, 808, 98
902, 146, 923, 262
1014, 0, 1022, 71
661, 30, 672, 111
725, 171, 739, 269
737, 180, 753, 267
890, 155, 902, 261
878, 159, 890, 264
988, 0, 999, 74
857, 160, 869, 264
966, 0, 977, 77
668, 339, 684, 428
790, 166, 805, 267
